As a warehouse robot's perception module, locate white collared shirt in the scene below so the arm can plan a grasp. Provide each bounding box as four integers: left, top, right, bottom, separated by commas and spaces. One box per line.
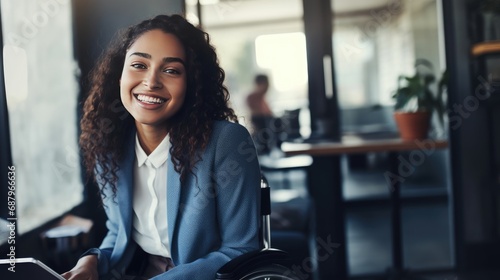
132, 133, 171, 257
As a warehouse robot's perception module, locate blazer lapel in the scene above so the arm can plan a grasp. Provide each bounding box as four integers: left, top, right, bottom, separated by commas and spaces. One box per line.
116, 128, 136, 239
167, 157, 181, 249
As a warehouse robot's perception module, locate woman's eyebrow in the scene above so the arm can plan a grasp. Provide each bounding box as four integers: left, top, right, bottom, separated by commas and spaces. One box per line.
129, 52, 151, 59
128, 52, 185, 66
163, 57, 185, 66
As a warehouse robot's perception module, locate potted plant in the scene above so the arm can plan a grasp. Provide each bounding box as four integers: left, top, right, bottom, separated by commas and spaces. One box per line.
392, 59, 446, 140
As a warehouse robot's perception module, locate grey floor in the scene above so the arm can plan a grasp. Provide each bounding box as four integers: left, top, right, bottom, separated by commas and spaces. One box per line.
263, 151, 455, 279
343, 162, 453, 276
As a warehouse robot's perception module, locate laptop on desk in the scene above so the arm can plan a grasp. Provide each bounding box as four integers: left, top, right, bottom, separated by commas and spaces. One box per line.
0, 258, 65, 280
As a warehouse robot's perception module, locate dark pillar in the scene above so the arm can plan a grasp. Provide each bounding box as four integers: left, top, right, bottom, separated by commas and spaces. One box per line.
302, 1, 346, 279
307, 156, 346, 280
303, 0, 340, 141
443, 0, 500, 272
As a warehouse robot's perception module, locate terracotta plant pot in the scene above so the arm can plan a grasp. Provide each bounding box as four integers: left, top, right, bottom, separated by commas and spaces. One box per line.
393, 111, 431, 140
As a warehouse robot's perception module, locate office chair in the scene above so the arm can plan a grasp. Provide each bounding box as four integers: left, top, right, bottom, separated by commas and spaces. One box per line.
216, 175, 301, 280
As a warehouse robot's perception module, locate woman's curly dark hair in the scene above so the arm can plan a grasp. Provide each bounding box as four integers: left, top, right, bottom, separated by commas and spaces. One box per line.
80, 14, 237, 195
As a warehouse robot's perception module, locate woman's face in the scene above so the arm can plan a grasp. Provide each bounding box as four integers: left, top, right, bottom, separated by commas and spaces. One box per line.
120, 29, 187, 130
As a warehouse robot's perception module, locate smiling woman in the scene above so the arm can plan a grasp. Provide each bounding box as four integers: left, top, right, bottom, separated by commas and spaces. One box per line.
65, 15, 261, 280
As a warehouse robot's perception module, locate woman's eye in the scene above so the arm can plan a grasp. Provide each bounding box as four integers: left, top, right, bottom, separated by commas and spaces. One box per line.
131, 63, 146, 69
164, 68, 180, 75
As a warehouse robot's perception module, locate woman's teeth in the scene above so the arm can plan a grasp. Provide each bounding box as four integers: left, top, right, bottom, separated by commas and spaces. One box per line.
135, 94, 166, 104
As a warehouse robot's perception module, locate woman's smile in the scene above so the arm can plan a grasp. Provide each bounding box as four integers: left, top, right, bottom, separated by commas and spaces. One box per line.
133, 93, 168, 108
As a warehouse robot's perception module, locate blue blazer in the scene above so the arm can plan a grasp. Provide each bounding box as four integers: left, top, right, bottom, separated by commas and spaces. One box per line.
89, 121, 261, 280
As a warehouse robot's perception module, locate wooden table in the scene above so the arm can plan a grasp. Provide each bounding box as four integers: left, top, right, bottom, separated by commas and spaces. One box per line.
281, 135, 448, 279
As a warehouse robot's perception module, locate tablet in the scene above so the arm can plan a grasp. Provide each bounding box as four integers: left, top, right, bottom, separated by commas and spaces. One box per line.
0, 258, 65, 280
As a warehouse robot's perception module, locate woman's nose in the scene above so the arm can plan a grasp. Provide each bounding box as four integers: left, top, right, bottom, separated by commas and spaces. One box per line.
143, 71, 162, 89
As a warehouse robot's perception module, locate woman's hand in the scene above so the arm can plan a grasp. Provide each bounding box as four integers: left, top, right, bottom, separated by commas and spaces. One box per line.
61, 255, 99, 280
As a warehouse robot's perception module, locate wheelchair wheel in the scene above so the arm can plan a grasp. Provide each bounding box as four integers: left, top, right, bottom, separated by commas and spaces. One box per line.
240, 264, 301, 280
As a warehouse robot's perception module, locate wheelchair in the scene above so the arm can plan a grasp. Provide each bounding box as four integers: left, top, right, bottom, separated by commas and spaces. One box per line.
216, 175, 302, 280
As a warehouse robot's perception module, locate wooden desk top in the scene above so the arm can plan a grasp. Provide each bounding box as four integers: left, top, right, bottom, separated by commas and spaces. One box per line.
281, 135, 449, 156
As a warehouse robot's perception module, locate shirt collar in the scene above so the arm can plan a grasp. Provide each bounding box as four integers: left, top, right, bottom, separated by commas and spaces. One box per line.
135, 133, 170, 168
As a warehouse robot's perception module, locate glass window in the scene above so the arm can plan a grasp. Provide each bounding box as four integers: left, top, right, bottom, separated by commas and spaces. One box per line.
332, 0, 446, 109
1, 0, 82, 234
332, 0, 447, 137
331, 0, 451, 276
332, 7, 415, 109
255, 32, 307, 94
186, 0, 310, 136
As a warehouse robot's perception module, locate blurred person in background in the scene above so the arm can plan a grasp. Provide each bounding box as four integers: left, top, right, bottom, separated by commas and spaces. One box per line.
246, 74, 276, 154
